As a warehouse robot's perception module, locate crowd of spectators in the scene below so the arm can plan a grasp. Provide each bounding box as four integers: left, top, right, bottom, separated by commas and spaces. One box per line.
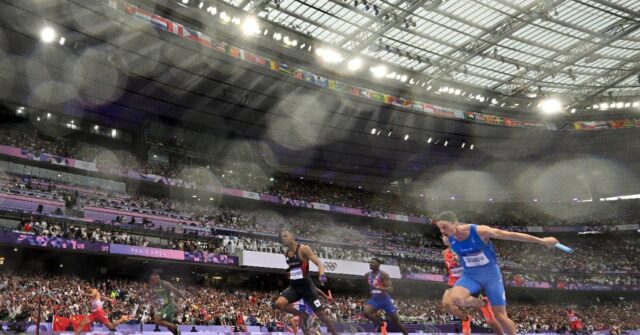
5, 124, 640, 227
0, 272, 638, 332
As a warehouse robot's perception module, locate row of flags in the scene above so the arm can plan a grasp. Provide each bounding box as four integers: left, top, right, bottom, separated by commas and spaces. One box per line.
108, 0, 549, 130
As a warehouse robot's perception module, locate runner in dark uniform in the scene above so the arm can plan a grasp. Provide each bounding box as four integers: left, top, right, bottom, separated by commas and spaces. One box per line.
149, 272, 187, 335
274, 229, 338, 335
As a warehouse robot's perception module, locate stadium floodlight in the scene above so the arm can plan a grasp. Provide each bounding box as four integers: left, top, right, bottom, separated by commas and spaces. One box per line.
616, 102, 624, 109
347, 58, 363, 71
370, 65, 387, 78
316, 48, 342, 64
444, 140, 448, 147
206, 6, 217, 14
570, 108, 576, 114
427, 137, 432, 143
111, 129, 117, 138
59, 37, 65, 45
400, 75, 408, 82
241, 17, 260, 35
40, 27, 56, 43
454, 89, 461, 95
470, 144, 474, 150
593, 104, 599, 109
461, 142, 466, 148
220, 12, 230, 23
625, 102, 630, 108
371, 128, 376, 135
538, 98, 563, 115
404, 134, 409, 141
599, 103, 609, 110
634, 102, 640, 108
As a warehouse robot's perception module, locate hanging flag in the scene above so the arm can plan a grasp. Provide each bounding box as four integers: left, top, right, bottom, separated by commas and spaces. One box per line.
182, 27, 211, 47
279, 62, 291, 75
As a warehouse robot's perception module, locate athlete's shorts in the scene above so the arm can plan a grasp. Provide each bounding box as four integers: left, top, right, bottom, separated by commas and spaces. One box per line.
454, 265, 506, 306
367, 296, 398, 314
280, 280, 323, 313
88, 308, 109, 325
156, 304, 175, 322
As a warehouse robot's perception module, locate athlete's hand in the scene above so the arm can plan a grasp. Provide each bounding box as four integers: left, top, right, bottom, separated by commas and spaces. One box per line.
540, 237, 559, 249
319, 274, 327, 286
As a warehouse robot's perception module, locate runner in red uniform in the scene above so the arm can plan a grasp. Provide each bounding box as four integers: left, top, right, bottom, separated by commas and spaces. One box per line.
566, 309, 583, 334
441, 236, 503, 335
75, 284, 130, 335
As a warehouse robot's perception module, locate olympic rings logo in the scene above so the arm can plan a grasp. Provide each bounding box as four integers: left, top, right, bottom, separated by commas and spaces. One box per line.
323, 261, 337, 271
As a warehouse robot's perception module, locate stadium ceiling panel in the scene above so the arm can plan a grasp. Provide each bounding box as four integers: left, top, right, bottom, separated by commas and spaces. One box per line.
220, 0, 640, 98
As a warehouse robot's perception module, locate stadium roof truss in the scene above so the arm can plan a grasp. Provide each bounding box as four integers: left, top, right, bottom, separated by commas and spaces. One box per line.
221, 0, 640, 98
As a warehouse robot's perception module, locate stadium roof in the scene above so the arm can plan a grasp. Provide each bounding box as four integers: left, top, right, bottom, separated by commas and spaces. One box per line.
222, 0, 640, 98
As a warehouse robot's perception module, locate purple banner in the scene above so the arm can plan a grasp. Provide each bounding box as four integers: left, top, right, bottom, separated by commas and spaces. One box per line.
0, 232, 109, 252
109, 244, 185, 260
403, 272, 446, 282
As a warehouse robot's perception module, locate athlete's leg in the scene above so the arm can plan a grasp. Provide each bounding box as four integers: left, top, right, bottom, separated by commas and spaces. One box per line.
153, 315, 179, 335
275, 297, 307, 317
75, 316, 91, 335
313, 307, 338, 335
449, 284, 485, 308
103, 315, 131, 331
276, 288, 306, 317
364, 303, 384, 327
442, 289, 468, 321
473, 306, 504, 335
388, 313, 409, 335
491, 306, 516, 335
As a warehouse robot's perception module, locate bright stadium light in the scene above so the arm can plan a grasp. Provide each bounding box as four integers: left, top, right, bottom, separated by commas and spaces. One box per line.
404, 134, 409, 141
371, 128, 377, 135
241, 17, 260, 35
427, 137, 432, 143
370, 65, 387, 78
316, 48, 343, 64
40, 27, 56, 43
538, 98, 563, 115
347, 58, 363, 71
58, 37, 65, 45
220, 11, 230, 23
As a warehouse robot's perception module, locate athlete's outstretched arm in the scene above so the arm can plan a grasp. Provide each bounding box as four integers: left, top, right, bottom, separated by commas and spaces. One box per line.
301, 245, 325, 279
477, 225, 558, 248
161, 280, 187, 300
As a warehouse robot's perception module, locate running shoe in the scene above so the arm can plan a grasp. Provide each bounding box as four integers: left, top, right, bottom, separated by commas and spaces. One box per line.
380, 321, 388, 335
480, 296, 496, 323
462, 316, 472, 335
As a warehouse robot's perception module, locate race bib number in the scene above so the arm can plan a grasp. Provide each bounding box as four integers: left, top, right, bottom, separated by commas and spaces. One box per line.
290, 267, 304, 280
462, 251, 490, 267
451, 267, 464, 277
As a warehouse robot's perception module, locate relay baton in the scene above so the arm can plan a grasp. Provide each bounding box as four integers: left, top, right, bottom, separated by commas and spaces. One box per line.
554, 243, 573, 253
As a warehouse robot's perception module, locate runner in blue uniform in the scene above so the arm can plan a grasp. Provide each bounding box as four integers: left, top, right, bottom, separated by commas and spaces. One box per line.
364, 258, 408, 335
434, 211, 560, 335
